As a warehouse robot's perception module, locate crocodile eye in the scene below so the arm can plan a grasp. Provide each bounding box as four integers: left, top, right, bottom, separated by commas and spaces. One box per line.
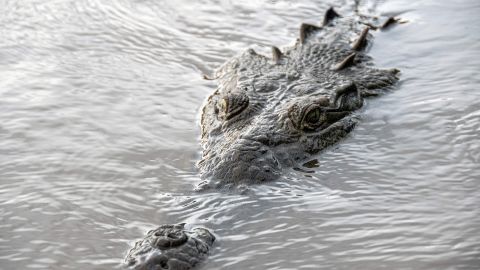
217, 98, 228, 113
217, 93, 249, 120
301, 106, 326, 130
304, 108, 320, 124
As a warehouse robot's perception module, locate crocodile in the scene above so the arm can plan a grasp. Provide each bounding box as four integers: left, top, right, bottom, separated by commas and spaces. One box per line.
125, 7, 399, 270
197, 8, 399, 188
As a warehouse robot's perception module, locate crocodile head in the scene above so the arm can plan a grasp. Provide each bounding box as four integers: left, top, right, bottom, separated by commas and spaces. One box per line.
198, 9, 399, 187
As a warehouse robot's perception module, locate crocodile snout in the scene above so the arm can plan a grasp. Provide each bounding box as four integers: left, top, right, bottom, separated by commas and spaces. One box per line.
199, 139, 281, 186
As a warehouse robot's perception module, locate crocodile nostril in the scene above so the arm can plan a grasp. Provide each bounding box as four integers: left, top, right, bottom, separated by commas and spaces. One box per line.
153, 228, 188, 249
148, 254, 170, 270
160, 259, 169, 269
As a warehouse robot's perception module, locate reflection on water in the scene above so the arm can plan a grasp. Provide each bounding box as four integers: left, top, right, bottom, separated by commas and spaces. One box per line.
1, 0, 479, 269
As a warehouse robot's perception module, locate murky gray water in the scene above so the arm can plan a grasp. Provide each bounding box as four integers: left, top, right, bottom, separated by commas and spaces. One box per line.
1, 0, 479, 269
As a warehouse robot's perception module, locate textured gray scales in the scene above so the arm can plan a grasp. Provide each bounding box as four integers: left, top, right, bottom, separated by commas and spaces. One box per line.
125, 224, 215, 270
125, 8, 400, 270
198, 9, 399, 187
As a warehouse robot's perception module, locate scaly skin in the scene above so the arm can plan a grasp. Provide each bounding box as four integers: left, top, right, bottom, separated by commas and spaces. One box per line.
198, 8, 399, 187
125, 224, 215, 270
125, 8, 400, 270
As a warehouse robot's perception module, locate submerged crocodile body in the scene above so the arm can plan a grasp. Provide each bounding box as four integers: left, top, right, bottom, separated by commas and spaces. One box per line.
126, 7, 399, 270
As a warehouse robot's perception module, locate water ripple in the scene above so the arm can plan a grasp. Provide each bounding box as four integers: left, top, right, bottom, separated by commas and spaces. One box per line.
1, 0, 480, 269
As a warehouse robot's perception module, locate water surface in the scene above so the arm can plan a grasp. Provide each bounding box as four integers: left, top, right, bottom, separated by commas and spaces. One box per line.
1, 0, 479, 269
